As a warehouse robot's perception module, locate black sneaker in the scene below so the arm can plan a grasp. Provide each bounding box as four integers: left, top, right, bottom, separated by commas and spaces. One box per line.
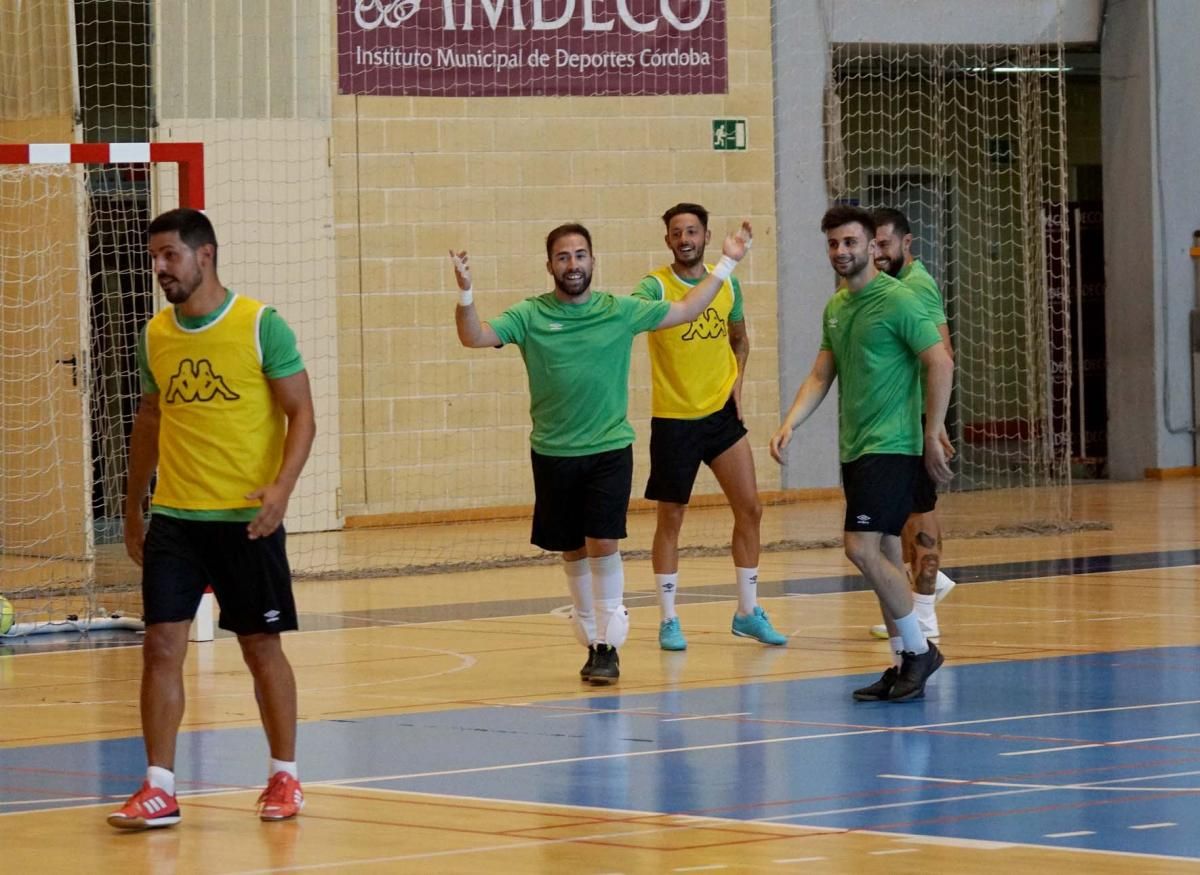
588, 644, 620, 685
852, 666, 899, 701
580, 645, 596, 681
888, 641, 944, 701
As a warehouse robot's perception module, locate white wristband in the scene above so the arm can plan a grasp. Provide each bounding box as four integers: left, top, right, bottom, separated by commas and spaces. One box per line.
458, 287, 474, 306
712, 255, 738, 281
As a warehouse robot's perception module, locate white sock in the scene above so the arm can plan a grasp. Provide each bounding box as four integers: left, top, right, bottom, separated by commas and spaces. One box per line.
565, 558, 596, 643
147, 765, 175, 795
889, 636, 904, 668
893, 609, 929, 654
655, 573, 679, 621
735, 566, 758, 615
590, 552, 624, 644
913, 591, 936, 622
270, 759, 298, 780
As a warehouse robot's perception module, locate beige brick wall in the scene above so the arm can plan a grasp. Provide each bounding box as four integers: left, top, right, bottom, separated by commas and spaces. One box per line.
335, 6, 781, 517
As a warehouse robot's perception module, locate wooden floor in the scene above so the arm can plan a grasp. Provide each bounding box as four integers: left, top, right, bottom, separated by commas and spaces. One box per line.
3, 478, 1200, 873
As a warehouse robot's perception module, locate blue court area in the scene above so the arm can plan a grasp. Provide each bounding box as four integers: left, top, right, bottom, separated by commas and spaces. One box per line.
4, 644, 1199, 860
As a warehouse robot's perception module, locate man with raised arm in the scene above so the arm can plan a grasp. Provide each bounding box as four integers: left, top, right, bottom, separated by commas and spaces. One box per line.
633, 203, 784, 651
770, 205, 952, 702
450, 220, 751, 684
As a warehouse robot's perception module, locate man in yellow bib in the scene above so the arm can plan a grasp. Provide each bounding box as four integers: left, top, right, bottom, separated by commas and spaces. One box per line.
109, 209, 315, 830
633, 203, 786, 651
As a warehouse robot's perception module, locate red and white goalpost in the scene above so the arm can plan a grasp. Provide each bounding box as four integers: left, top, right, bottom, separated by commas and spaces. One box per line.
0, 141, 214, 639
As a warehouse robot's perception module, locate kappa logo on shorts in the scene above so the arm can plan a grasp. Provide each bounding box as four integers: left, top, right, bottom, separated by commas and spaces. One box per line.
264, 609, 281, 623
164, 358, 240, 404
856, 513, 872, 526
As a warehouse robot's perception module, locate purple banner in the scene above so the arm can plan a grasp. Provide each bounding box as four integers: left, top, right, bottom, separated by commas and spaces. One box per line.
338, 1, 727, 97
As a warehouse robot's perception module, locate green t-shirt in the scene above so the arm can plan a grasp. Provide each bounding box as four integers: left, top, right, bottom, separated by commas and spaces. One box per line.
899, 259, 947, 326
820, 272, 943, 462
899, 259, 948, 406
136, 289, 305, 522
488, 291, 670, 457
632, 272, 744, 322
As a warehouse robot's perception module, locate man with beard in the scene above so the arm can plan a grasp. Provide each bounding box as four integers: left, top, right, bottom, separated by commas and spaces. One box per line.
868, 207, 957, 642
632, 203, 785, 652
110, 208, 315, 829
769, 205, 953, 702
450, 220, 751, 684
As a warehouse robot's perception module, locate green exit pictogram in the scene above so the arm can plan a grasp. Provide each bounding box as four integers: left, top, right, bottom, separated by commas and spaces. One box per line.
712, 119, 747, 151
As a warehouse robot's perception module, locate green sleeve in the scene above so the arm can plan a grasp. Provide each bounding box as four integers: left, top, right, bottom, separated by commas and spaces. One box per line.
620, 294, 672, 335
260, 308, 306, 379
893, 293, 943, 355
487, 298, 533, 347
631, 275, 663, 301
137, 326, 158, 394
819, 299, 834, 352
729, 275, 744, 322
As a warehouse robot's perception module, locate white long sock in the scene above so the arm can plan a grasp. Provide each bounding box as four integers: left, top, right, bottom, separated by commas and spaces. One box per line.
590, 552, 624, 644
270, 759, 298, 780
889, 636, 904, 669
735, 566, 758, 615
147, 765, 175, 795
913, 592, 936, 623
655, 573, 679, 620
893, 609, 929, 654
565, 558, 596, 643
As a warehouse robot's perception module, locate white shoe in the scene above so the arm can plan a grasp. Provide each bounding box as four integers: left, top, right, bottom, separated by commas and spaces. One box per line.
934, 571, 956, 604
870, 623, 888, 639
917, 610, 940, 639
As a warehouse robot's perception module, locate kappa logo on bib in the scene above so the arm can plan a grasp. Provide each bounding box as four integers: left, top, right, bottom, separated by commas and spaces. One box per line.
164, 358, 241, 404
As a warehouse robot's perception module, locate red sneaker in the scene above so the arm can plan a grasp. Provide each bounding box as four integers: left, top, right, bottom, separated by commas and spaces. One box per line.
257, 771, 304, 821
107, 781, 181, 829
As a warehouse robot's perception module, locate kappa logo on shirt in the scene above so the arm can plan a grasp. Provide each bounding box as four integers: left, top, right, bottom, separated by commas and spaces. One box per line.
164, 358, 240, 404
681, 307, 727, 341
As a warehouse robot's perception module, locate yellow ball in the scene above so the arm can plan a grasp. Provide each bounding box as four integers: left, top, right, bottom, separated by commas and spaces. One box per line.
0, 595, 13, 635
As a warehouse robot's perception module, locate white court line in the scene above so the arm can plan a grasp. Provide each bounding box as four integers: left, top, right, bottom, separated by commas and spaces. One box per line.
920, 697, 1200, 730
760, 769, 1200, 822
775, 858, 827, 864
662, 712, 751, 723
313, 727, 888, 786
1130, 822, 1177, 830
869, 848, 919, 855
1045, 830, 1096, 838
1002, 731, 1200, 756
673, 866, 728, 872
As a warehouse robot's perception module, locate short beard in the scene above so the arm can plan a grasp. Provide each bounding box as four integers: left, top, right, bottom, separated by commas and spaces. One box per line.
674, 245, 705, 269
555, 271, 592, 297
878, 256, 904, 277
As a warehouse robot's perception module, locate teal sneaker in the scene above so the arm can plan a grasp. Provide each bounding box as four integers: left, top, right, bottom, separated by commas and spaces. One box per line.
731, 606, 787, 645
658, 617, 687, 651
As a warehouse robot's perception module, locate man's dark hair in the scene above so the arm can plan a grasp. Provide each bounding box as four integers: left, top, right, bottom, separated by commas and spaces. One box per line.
820, 205, 875, 236
148, 208, 219, 266
545, 223, 593, 259
661, 202, 708, 230
872, 207, 911, 237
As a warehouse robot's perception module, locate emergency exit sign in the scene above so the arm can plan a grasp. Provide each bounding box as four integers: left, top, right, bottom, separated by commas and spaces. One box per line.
712, 119, 747, 150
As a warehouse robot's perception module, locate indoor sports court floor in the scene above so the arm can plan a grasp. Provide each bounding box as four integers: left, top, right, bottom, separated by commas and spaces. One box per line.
3, 478, 1200, 873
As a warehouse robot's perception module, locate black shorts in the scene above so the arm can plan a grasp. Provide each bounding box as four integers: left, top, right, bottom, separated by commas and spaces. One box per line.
142, 514, 297, 635
911, 462, 938, 514
530, 445, 633, 552
644, 396, 748, 504
841, 454, 921, 536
